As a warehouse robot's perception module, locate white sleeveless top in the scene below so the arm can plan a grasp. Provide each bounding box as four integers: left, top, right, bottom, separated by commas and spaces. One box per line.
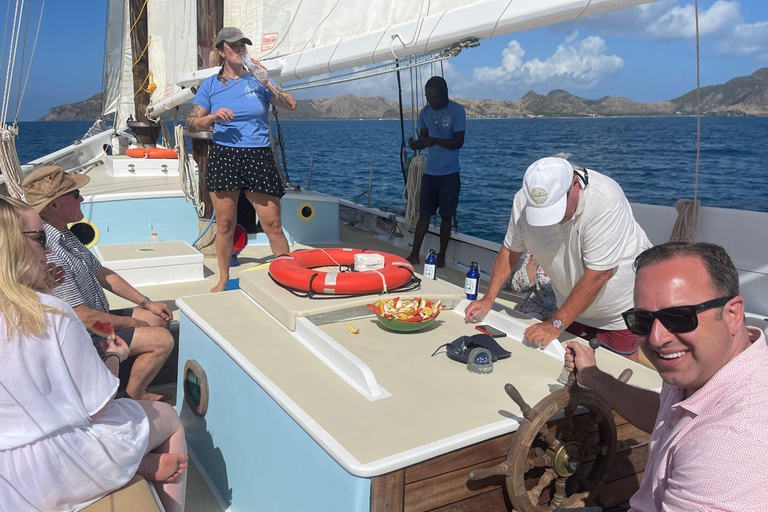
0, 294, 149, 511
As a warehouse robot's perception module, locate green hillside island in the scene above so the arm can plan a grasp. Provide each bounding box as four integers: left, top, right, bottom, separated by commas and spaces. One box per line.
38, 68, 768, 122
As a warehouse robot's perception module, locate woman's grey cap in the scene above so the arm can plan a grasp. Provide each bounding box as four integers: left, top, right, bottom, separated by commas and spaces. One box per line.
216, 27, 252, 46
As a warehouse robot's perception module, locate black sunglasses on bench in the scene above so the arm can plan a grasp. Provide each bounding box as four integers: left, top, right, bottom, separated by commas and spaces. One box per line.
622, 296, 734, 335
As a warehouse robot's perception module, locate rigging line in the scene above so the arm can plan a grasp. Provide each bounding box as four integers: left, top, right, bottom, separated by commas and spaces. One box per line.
99, 0, 109, 117
693, 0, 701, 242
17, 0, 44, 115
283, 49, 455, 91
390, 0, 428, 60
13, 0, 30, 123
128, 0, 149, 35
1, 0, 12, 97
2, 0, 23, 126
285, 46, 441, 87
132, 36, 151, 69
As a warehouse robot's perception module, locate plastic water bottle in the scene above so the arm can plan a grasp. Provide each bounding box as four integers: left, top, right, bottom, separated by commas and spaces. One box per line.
424, 249, 437, 280
146, 233, 164, 242
465, 261, 480, 300
239, 52, 268, 82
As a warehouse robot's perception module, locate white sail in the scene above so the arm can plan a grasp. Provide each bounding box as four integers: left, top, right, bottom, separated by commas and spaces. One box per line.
147, 0, 198, 114
226, 0, 659, 83
103, 0, 134, 130
102, 0, 123, 117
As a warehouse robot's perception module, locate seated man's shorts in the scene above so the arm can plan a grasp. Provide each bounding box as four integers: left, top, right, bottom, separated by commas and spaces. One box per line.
91, 308, 136, 359
565, 321, 639, 355
419, 172, 461, 217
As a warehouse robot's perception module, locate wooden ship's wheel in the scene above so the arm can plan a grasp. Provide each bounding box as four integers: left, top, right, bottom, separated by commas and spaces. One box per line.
468, 369, 633, 511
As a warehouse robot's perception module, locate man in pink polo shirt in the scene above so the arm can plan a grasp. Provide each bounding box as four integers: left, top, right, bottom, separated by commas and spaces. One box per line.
566, 242, 768, 511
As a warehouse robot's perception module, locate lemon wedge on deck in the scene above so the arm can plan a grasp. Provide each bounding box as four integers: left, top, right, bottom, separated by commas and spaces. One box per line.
348, 324, 360, 334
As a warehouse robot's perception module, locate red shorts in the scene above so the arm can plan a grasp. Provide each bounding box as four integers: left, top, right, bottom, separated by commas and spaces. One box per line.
565, 321, 638, 355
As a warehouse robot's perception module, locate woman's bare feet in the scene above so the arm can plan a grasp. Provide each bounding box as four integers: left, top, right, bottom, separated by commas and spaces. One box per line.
138, 453, 189, 482
210, 279, 228, 293
406, 253, 420, 265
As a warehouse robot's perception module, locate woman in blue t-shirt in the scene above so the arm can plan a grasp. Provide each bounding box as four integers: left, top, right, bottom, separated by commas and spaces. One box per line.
188, 27, 297, 292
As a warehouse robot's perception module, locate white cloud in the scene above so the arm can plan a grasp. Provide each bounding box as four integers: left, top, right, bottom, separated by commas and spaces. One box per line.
646, 0, 740, 39
466, 35, 623, 96
558, 0, 767, 59
716, 20, 768, 58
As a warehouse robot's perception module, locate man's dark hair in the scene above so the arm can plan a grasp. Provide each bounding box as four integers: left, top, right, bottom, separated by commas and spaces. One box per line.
425, 76, 448, 98
634, 242, 739, 297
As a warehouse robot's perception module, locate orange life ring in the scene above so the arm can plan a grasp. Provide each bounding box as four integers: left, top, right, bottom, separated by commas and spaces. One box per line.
269, 248, 414, 295
125, 148, 178, 159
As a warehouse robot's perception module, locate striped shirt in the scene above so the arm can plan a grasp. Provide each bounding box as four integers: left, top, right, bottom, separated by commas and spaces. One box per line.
44, 222, 110, 313
629, 327, 768, 511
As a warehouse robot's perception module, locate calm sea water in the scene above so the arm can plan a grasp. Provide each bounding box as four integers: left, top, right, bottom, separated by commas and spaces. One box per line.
13, 116, 768, 242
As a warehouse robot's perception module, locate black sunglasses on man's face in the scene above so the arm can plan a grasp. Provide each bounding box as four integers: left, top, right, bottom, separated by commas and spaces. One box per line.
63, 189, 80, 200
622, 296, 734, 335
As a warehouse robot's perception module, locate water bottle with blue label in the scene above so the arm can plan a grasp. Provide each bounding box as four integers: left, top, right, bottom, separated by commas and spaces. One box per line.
424, 249, 437, 280
465, 261, 480, 300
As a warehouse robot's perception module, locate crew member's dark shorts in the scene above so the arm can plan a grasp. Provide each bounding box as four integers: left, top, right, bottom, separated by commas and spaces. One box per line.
419, 172, 460, 217
566, 321, 639, 355
205, 143, 285, 198
91, 308, 136, 359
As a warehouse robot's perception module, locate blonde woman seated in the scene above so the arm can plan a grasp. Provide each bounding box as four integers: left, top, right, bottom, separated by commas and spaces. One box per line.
0, 197, 187, 512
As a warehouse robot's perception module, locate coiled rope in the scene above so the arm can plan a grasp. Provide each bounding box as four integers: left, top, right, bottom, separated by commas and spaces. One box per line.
0, 124, 23, 198
402, 154, 425, 232
174, 124, 203, 216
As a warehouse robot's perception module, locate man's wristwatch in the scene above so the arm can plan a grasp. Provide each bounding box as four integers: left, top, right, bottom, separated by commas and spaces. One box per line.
551, 318, 565, 331
140, 296, 150, 308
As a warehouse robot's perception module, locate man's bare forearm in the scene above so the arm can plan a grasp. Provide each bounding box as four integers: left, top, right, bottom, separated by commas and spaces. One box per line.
555, 268, 613, 327
579, 366, 660, 433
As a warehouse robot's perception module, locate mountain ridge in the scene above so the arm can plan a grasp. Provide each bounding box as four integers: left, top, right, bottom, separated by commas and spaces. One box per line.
37, 67, 768, 122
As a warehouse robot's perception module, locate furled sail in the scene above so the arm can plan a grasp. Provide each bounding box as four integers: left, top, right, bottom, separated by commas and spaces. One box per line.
103, 0, 134, 130
226, 0, 659, 83
146, 0, 198, 114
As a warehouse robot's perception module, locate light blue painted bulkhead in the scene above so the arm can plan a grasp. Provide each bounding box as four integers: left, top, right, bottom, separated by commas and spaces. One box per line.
177, 314, 370, 511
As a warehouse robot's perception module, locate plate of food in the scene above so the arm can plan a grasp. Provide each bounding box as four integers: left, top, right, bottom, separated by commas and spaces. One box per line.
367, 297, 445, 332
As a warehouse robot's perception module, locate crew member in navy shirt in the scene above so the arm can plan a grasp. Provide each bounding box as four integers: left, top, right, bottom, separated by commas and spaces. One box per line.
407, 76, 466, 268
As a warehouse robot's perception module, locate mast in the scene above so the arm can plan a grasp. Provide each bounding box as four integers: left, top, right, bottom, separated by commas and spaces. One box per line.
127, 0, 160, 146
185, 0, 223, 223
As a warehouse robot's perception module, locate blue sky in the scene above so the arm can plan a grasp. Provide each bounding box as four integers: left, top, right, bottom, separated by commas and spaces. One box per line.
2, 0, 767, 121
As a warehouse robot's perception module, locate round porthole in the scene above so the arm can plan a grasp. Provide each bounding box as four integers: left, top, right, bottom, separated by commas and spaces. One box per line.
67, 220, 99, 248
183, 359, 209, 417
297, 202, 316, 222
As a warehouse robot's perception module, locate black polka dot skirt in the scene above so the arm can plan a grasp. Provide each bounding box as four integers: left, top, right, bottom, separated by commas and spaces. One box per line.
205, 143, 285, 198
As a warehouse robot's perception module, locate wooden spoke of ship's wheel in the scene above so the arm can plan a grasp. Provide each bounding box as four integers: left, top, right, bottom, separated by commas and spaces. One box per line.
469, 374, 626, 512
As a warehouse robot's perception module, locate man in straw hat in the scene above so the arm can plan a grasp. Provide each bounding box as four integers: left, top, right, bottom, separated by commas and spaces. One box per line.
23, 166, 174, 401
465, 156, 651, 361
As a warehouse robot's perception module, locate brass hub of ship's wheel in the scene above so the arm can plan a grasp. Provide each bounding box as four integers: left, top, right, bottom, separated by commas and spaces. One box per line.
551, 440, 582, 478
468, 370, 632, 512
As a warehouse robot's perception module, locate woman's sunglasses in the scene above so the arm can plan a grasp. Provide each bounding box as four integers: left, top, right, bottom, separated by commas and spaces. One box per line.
622, 296, 734, 335
22, 230, 47, 249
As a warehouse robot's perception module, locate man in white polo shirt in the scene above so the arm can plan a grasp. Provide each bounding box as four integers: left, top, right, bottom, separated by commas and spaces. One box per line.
465, 156, 651, 360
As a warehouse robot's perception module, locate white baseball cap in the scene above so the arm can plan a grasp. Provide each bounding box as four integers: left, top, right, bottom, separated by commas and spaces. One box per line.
522, 157, 573, 227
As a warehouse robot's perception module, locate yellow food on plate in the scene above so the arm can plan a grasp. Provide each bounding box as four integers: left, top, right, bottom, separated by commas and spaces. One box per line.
348, 324, 360, 334
368, 297, 446, 322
